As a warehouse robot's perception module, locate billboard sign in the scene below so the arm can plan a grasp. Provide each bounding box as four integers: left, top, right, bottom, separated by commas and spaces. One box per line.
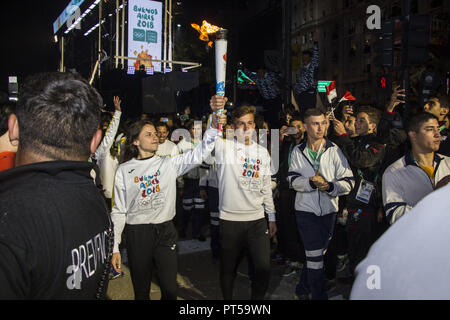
53, 0, 86, 34
128, 0, 163, 72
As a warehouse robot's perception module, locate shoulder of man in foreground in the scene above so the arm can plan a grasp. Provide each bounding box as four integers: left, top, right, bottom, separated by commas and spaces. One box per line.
350, 184, 450, 300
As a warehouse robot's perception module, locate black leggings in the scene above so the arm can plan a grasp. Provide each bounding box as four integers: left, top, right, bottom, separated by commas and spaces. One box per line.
219, 218, 271, 300
125, 221, 178, 300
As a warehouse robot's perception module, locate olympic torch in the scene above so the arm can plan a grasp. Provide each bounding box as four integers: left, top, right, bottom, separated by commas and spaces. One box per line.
214, 29, 228, 135
191, 20, 227, 135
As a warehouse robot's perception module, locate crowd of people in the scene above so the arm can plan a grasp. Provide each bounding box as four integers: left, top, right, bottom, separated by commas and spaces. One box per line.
0, 52, 449, 301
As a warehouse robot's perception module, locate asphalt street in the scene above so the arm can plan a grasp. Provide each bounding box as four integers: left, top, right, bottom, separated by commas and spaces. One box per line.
106, 236, 353, 300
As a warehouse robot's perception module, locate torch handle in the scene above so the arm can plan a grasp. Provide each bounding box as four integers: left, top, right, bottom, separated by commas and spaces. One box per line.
216, 108, 224, 132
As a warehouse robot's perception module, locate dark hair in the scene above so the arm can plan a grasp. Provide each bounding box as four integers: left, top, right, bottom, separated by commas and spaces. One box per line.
428, 94, 450, 109
255, 114, 265, 130
0, 101, 16, 136
406, 112, 439, 133
156, 121, 169, 130
16, 72, 102, 159
289, 112, 303, 124
303, 108, 325, 122
357, 106, 381, 127
184, 118, 201, 131
302, 49, 312, 57
123, 119, 156, 162
231, 105, 256, 124
101, 112, 113, 127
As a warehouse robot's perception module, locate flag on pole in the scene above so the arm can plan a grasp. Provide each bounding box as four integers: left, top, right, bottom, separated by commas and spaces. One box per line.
339, 91, 356, 103
325, 81, 337, 104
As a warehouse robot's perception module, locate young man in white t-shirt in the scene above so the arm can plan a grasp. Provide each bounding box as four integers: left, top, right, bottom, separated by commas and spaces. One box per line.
210, 95, 277, 300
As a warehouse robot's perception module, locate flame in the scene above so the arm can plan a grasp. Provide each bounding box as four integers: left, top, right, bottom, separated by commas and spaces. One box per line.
191, 20, 223, 47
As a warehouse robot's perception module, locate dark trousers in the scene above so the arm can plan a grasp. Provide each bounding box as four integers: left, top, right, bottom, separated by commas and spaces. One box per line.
125, 221, 178, 300
182, 178, 205, 238
323, 221, 348, 280
346, 211, 380, 274
276, 189, 305, 263
208, 187, 221, 259
220, 218, 271, 300
295, 211, 336, 300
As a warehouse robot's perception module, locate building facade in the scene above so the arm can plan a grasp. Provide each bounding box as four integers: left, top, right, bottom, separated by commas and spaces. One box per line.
291, 0, 450, 105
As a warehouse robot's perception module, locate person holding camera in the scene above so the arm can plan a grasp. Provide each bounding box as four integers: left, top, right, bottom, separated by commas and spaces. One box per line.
276, 113, 306, 276
331, 106, 387, 276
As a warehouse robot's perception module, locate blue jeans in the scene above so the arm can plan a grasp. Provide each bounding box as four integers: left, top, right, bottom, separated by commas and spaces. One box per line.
295, 211, 336, 300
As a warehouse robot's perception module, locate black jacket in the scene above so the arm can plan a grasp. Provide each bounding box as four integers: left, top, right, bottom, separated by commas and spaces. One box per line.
278, 137, 303, 191
334, 133, 385, 212
376, 111, 408, 174
0, 161, 112, 299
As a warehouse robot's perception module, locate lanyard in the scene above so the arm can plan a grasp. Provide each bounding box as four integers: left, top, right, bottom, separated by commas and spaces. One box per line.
357, 169, 379, 184
307, 140, 324, 173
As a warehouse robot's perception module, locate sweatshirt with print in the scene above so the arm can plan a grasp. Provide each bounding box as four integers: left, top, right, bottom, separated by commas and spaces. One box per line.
214, 137, 276, 222
111, 128, 218, 252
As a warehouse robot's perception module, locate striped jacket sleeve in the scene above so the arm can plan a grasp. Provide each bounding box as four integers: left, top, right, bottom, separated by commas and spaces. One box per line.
382, 169, 412, 224
287, 147, 316, 193
327, 147, 355, 197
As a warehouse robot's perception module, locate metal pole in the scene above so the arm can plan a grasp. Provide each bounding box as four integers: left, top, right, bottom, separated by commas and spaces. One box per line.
121, 0, 125, 68
168, 0, 172, 70
282, 0, 292, 107
116, 0, 119, 68
163, 0, 168, 71
98, 0, 102, 78
114, 55, 201, 66
60, 36, 65, 72
402, 0, 411, 121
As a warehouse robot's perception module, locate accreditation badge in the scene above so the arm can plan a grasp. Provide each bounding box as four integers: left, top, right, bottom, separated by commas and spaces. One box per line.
355, 180, 375, 204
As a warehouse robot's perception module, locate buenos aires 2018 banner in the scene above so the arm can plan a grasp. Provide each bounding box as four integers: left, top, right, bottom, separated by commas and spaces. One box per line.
128, 0, 162, 72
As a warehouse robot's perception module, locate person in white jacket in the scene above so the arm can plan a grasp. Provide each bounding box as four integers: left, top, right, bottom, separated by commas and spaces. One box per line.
110, 109, 225, 300
94, 96, 122, 210
382, 112, 450, 225
209, 96, 277, 300
287, 108, 354, 300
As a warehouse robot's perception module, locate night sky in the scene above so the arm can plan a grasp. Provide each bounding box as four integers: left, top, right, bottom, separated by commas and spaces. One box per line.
1, 1, 67, 92
0, 0, 276, 95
